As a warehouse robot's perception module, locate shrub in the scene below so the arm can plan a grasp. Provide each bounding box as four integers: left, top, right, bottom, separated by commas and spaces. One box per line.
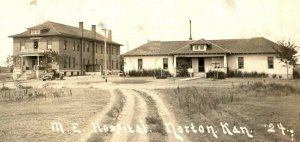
176, 67, 189, 77
227, 70, 268, 78
293, 70, 300, 79
206, 70, 226, 79
128, 69, 171, 77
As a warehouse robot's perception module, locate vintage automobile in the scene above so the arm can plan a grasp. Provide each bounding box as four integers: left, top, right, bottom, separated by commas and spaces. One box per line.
42, 69, 63, 81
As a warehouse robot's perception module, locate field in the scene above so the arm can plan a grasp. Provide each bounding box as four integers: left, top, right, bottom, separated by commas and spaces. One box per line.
0, 76, 300, 142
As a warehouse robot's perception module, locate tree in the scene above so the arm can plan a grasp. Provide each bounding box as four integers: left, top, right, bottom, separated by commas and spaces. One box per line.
4, 55, 16, 72
274, 40, 298, 79
40, 50, 67, 68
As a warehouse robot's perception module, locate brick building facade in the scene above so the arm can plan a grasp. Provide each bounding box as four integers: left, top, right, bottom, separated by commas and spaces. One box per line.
9, 21, 122, 79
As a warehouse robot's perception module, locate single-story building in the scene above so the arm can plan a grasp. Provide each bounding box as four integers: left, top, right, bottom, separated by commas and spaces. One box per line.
122, 37, 293, 78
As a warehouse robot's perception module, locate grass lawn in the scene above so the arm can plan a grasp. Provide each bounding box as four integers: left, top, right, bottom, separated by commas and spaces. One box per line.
158, 81, 300, 142
0, 88, 110, 142
0, 73, 13, 82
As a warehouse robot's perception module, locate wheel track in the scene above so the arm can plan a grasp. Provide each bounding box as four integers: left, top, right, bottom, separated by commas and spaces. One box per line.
138, 89, 191, 142
79, 89, 116, 142
109, 89, 136, 142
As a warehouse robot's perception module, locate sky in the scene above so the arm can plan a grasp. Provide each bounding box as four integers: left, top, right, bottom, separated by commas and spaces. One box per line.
1, 0, 300, 65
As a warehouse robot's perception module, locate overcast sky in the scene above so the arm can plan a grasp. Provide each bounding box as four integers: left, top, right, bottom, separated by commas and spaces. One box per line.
1, 0, 300, 65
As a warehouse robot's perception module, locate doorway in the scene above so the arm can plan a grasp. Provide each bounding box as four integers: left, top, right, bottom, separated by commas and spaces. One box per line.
198, 57, 205, 72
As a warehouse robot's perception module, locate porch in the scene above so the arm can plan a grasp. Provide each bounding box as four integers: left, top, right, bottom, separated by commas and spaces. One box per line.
13, 54, 46, 80
174, 55, 228, 77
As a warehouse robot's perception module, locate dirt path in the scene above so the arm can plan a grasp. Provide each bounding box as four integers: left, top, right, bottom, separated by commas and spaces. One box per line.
121, 89, 149, 142
79, 89, 117, 142
109, 89, 136, 142
139, 89, 191, 142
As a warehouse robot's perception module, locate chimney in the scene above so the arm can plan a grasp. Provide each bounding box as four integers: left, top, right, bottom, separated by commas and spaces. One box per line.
79, 22, 83, 37
107, 30, 112, 41
189, 20, 192, 40
91, 25, 96, 38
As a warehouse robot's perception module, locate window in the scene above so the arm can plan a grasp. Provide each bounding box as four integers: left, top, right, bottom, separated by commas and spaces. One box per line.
68, 57, 71, 68
73, 57, 76, 68
116, 60, 119, 69
193, 44, 207, 51
47, 40, 52, 50
64, 58, 67, 68
107, 45, 109, 54
64, 40, 67, 50
268, 56, 274, 69
87, 43, 89, 52
20, 40, 25, 51
116, 47, 120, 55
72, 41, 75, 51
31, 29, 40, 35
87, 59, 90, 65
138, 59, 143, 70
83, 43, 85, 52
238, 57, 244, 69
77, 42, 80, 51
112, 60, 114, 69
163, 58, 168, 69
112, 46, 114, 55
96, 59, 98, 65
100, 45, 104, 54
96, 43, 98, 53
83, 58, 85, 66
33, 40, 38, 49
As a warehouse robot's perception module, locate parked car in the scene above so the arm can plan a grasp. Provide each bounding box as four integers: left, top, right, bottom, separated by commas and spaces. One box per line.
42, 69, 63, 81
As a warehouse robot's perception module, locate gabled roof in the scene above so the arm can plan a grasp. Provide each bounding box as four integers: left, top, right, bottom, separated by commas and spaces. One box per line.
122, 37, 279, 56
9, 21, 121, 45
122, 40, 194, 56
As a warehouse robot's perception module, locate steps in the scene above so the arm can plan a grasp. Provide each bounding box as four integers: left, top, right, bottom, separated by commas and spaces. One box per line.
193, 72, 207, 78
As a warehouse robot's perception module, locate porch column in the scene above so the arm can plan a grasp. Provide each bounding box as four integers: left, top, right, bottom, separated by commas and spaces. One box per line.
37, 55, 39, 79
173, 55, 177, 77
223, 55, 227, 73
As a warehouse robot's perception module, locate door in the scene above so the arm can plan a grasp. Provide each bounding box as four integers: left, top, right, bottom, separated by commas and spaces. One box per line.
198, 57, 205, 72
32, 59, 37, 69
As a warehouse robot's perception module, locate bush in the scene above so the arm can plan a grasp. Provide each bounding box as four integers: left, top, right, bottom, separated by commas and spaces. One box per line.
227, 70, 268, 78
176, 67, 189, 77
128, 69, 171, 77
206, 70, 226, 79
293, 70, 300, 79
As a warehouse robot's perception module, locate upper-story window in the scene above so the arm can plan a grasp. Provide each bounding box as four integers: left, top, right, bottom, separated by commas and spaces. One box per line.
20, 40, 25, 50
95, 43, 98, 53
87, 43, 89, 52
100, 44, 104, 54
47, 40, 52, 50
192, 44, 207, 51
72, 41, 75, 51
31, 29, 40, 35
33, 40, 38, 49
77, 42, 80, 51
64, 40, 67, 50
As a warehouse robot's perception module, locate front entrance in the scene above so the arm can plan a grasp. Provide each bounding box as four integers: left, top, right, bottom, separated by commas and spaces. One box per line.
32, 59, 37, 69
198, 57, 205, 72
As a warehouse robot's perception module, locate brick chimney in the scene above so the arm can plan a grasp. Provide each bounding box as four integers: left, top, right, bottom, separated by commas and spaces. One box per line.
79, 22, 83, 37
107, 30, 112, 41
91, 25, 96, 38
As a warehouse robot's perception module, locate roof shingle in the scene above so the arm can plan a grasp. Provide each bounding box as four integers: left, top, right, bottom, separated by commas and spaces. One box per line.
9, 21, 121, 45
123, 37, 279, 56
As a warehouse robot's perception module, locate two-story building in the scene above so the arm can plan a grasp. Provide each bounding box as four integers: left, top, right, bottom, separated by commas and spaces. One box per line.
9, 21, 121, 79
9, 21, 122, 80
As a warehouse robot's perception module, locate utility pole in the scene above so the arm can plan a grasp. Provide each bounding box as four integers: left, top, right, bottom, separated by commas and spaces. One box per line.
189, 19, 192, 40
102, 28, 108, 82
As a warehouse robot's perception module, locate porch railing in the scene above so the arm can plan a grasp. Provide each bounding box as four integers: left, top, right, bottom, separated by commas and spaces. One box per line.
21, 49, 45, 53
